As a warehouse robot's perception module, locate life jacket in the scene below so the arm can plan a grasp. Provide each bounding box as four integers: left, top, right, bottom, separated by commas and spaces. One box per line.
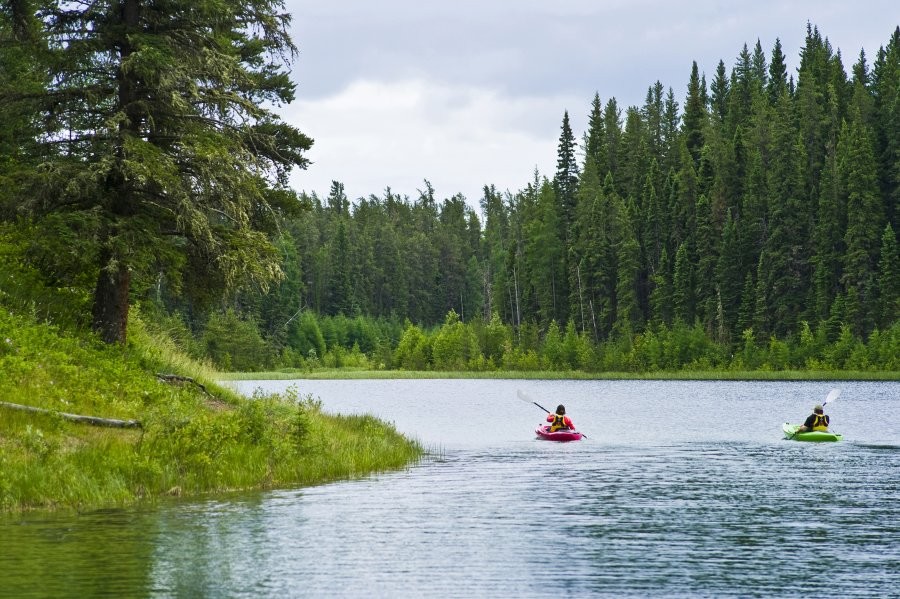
550, 413, 570, 432
811, 413, 829, 431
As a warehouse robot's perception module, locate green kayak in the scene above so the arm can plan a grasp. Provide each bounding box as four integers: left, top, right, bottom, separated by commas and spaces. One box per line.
783, 423, 842, 442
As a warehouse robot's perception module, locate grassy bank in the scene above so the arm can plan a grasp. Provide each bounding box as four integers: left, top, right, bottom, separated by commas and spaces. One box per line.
221, 368, 900, 381
0, 311, 423, 513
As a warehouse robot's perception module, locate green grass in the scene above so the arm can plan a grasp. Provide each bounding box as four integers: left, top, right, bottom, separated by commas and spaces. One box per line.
0, 310, 423, 513
220, 368, 900, 381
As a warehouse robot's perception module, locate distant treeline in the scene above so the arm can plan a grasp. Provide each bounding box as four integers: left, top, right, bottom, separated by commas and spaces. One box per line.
3, 20, 899, 373
152, 306, 898, 373
151, 24, 898, 371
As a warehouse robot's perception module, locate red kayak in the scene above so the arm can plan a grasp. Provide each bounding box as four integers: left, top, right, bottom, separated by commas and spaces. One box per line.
535, 424, 583, 442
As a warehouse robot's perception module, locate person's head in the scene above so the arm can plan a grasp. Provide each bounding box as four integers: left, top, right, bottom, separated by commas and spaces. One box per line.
813, 404, 824, 414
556, 404, 566, 415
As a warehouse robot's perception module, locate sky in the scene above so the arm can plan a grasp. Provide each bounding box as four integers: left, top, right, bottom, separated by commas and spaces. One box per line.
278, 1, 898, 211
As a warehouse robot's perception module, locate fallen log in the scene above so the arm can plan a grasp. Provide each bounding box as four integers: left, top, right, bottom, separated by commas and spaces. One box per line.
156, 373, 210, 395
0, 401, 142, 429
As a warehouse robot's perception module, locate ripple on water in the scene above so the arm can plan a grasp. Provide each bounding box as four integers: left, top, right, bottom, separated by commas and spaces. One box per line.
2, 380, 899, 597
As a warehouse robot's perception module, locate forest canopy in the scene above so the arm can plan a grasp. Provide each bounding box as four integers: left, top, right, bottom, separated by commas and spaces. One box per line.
1, 15, 898, 373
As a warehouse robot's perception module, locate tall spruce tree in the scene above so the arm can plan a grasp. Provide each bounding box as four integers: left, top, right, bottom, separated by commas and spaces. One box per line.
767, 38, 789, 106
649, 247, 673, 327
710, 60, 730, 124
812, 137, 845, 323
1, 0, 312, 343
838, 112, 884, 335
876, 224, 900, 328
601, 98, 623, 181
554, 110, 580, 236
584, 93, 606, 171
716, 210, 744, 341
759, 88, 811, 336
683, 61, 707, 168
672, 242, 694, 323
872, 27, 900, 228
613, 195, 641, 337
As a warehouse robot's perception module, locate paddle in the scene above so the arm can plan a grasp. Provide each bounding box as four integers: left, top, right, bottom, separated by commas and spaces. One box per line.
822, 388, 841, 408
517, 389, 587, 439
788, 388, 840, 439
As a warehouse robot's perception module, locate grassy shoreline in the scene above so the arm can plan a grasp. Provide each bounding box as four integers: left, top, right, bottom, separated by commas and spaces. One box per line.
0, 312, 423, 513
220, 368, 900, 381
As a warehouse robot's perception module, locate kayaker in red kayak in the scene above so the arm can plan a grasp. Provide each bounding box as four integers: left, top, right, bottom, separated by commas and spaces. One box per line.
547, 404, 575, 432
796, 404, 830, 433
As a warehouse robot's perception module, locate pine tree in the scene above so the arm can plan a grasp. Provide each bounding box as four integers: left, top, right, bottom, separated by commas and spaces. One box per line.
613, 195, 641, 337
839, 113, 884, 335
554, 110, 580, 235
584, 93, 606, 171
672, 242, 694, 323
812, 139, 845, 322
649, 247, 673, 327
767, 38, 788, 106
523, 178, 565, 326
727, 43, 754, 136
328, 220, 354, 316
480, 185, 511, 321
759, 88, 812, 336
641, 160, 664, 272
872, 27, 900, 228
643, 81, 666, 162
683, 61, 707, 167
1, 0, 312, 343
716, 209, 744, 340
601, 98, 623, 181
876, 224, 900, 328
0, 6, 45, 215
737, 271, 756, 335
752, 39, 769, 92
694, 194, 718, 331
796, 24, 844, 201
710, 60, 730, 123
662, 88, 682, 174
619, 106, 649, 202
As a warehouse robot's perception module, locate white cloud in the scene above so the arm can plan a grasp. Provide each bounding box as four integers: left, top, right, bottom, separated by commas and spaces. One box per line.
281, 0, 897, 213
283, 79, 583, 210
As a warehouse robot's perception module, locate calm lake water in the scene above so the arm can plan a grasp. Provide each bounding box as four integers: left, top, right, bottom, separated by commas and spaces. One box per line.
2, 379, 899, 598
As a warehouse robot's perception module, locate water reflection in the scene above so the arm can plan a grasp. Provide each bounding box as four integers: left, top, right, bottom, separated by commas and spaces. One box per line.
1, 380, 898, 597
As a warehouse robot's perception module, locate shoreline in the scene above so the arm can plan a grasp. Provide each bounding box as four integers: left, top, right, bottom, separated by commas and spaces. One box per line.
220, 369, 900, 381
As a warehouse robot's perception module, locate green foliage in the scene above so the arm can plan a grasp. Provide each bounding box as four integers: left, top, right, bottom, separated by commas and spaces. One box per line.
202, 309, 273, 372
394, 321, 433, 370
0, 305, 421, 512
1, 0, 312, 344
431, 310, 481, 371
0, 225, 91, 330
4, 19, 899, 382
288, 310, 327, 362
150, 21, 896, 361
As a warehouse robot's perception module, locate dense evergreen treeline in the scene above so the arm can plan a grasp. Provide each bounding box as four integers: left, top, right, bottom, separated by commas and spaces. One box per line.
2, 16, 898, 372
162, 24, 898, 372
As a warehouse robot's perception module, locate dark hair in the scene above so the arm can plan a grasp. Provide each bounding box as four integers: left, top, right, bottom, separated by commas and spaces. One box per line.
556, 404, 565, 415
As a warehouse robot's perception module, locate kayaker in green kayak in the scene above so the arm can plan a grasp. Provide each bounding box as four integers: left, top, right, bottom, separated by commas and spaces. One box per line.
796, 404, 830, 433
547, 404, 575, 432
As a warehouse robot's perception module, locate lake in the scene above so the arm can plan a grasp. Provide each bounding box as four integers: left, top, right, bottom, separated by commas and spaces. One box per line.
2, 379, 898, 597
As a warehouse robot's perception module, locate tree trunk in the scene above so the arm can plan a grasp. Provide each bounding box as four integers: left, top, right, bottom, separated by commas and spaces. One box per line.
92, 253, 131, 344
90, 0, 139, 346
0, 401, 141, 429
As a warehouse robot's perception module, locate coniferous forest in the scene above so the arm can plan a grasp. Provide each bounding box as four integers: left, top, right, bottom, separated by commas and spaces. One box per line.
2, 16, 898, 374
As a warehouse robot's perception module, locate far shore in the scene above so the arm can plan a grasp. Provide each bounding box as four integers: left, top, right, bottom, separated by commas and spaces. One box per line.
220, 369, 900, 381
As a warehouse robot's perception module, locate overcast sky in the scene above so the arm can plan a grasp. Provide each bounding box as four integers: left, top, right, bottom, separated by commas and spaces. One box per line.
279, 1, 897, 210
